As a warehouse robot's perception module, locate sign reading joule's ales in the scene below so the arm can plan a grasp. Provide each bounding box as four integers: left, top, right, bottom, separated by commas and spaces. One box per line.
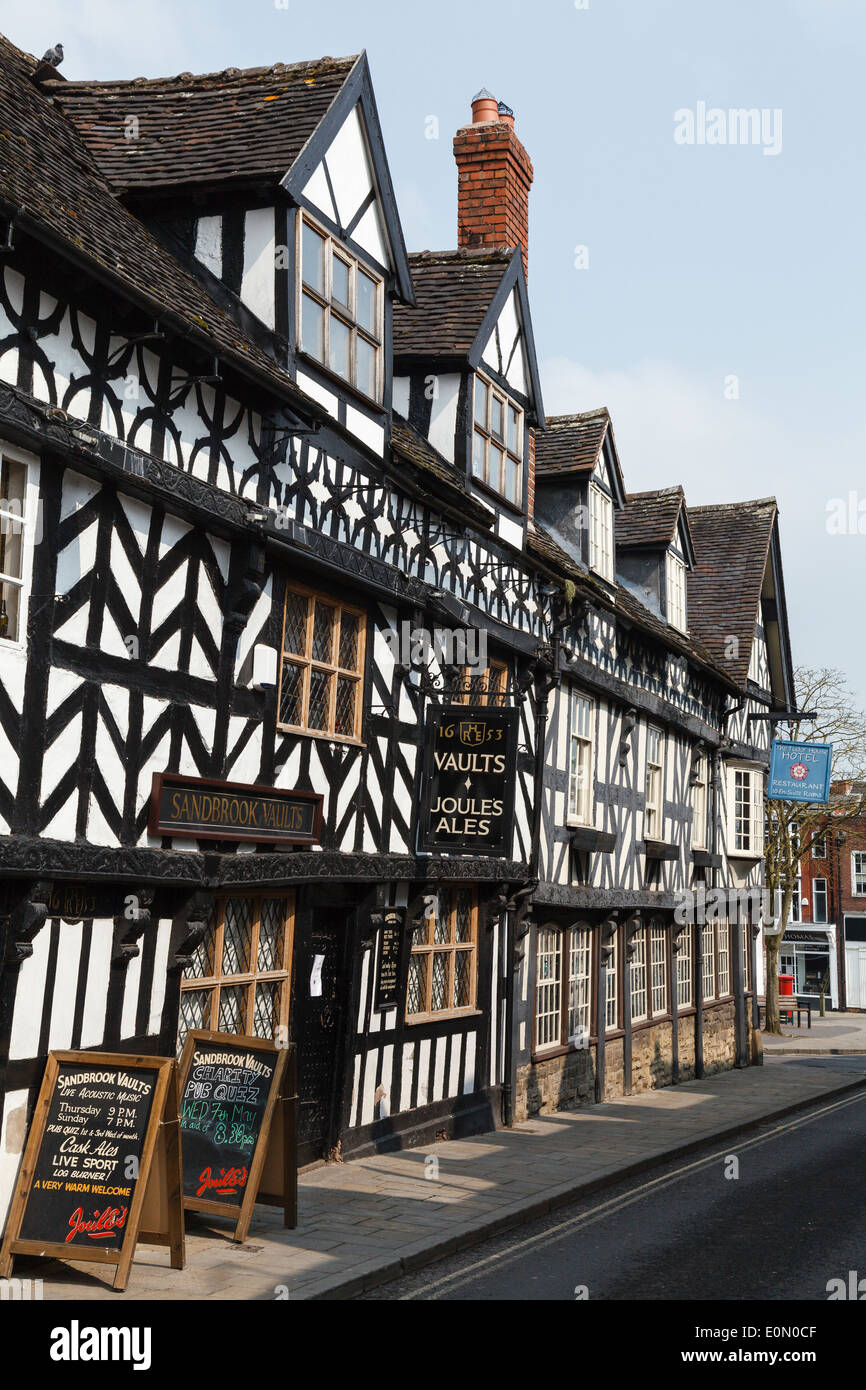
418, 706, 518, 853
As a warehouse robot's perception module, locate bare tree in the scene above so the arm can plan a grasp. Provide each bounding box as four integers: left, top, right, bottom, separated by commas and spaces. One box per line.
762, 667, 866, 1033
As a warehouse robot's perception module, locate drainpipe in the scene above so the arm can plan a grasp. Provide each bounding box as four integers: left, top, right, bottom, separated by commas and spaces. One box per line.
502, 643, 559, 1128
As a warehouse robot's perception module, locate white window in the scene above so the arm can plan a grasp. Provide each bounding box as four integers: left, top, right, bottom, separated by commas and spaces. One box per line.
742, 922, 751, 992
605, 931, 619, 1032
748, 627, 762, 684
717, 922, 730, 996
568, 691, 595, 825
567, 928, 592, 1045
589, 481, 614, 581
730, 767, 764, 856
702, 922, 716, 1001
677, 930, 693, 1008
298, 216, 383, 401
629, 927, 648, 1023
535, 925, 592, 1050
472, 374, 523, 506
812, 879, 828, 924
650, 923, 668, 1016
692, 753, 708, 849
0, 451, 31, 645
852, 852, 866, 897
811, 834, 827, 859
645, 725, 664, 840
666, 553, 687, 632
535, 928, 562, 1050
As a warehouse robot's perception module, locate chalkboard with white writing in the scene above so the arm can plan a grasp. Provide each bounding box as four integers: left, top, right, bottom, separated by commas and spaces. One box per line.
177, 1030, 294, 1240
0, 1051, 184, 1292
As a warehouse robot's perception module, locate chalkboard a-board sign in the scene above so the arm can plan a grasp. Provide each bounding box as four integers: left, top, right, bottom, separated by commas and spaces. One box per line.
178, 1030, 297, 1243
0, 1052, 184, 1292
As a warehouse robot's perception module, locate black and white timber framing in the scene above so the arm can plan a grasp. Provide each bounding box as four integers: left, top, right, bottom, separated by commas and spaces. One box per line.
0, 36, 796, 1224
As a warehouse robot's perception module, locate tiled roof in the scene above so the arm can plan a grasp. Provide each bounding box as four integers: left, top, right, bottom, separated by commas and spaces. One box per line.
392, 248, 512, 359
527, 522, 741, 695
45, 56, 358, 193
0, 35, 317, 411
687, 499, 777, 684
616, 487, 686, 550
390, 416, 493, 528
534, 408, 610, 475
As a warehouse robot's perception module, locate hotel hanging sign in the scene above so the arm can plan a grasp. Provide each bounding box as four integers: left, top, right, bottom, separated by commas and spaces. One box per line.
418, 707, 518, 855
149, 773, 323, 845
768, 740, 833, 804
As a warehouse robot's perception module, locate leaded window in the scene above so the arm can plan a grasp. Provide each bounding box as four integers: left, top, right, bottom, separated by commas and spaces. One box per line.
279, 583, 365, 741
178, 894, 294, 1053
407, 887, 477, 1020
298, 216, 383, 401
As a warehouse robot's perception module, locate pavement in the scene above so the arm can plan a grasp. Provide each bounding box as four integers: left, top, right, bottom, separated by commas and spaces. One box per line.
19, 1049, 866, 1303
761, 1008, 866, 1054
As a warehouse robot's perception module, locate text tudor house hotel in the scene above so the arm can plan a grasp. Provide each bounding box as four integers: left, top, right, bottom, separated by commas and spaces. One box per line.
0, 36, 795, 1226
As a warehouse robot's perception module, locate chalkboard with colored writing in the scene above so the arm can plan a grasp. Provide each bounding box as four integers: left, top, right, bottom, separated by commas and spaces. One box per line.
0, 1051, 184, 1292
177, 1030, 296, 1241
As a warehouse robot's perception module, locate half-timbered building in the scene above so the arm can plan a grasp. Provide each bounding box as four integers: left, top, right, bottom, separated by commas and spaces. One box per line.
0, 37, 797, 1236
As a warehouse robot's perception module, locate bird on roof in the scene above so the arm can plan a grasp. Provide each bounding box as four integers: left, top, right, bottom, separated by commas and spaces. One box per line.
39, 43, 64, 67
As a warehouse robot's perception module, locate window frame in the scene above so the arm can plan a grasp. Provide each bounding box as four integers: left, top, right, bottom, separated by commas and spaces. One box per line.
852, 852, 866, 897
649, 922, 668, 1017
811, 834, 827, 859
645, 724, 664, 841
533, 923, 593, 1054
605, 930, 619, 1032
0, 445, 35, 650
297, 212, 384, 404
730, 766, 765, 857
454, 657, 509, 708
471, 372, 524, 507
666, 552, 688, 632
676, 928, 693, 1008
406, 887, 478, 1024
629, 927, 648, 1023
692, 753, 708, 849
567, 690, 596, 827
589, 480, 614, 582
178, 892, 295, 1051
812, 878, 828, 924
278, 581, 366, 744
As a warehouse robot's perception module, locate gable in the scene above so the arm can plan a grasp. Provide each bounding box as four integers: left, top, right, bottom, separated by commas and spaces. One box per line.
479, 287, 528, 397
300, 103, 391, 272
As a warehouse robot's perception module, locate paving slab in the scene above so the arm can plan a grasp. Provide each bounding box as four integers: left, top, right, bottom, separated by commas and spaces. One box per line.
15, 1053, 865, 1302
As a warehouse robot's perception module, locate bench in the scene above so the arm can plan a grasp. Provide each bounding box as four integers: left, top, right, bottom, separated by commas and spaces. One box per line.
759, 998, 812, 1029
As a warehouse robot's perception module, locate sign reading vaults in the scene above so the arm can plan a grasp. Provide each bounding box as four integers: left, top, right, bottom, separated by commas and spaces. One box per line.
418, 707, 518, 855
149, 773, 323, 844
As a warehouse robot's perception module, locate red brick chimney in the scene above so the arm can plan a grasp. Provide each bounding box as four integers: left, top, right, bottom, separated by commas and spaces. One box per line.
454, 89, 534, 281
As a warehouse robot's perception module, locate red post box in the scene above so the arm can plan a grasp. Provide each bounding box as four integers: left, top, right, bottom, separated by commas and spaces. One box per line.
778, 973, 795, 996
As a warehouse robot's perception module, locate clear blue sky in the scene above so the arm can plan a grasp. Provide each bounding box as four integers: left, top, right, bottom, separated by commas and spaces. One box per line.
3, 0, 864, 710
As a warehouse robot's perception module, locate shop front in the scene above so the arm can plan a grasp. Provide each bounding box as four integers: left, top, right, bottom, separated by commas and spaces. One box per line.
780, 926, 839, 1008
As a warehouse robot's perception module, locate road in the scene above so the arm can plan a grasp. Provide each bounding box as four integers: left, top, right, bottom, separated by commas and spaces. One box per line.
360, 1063, 866, 1301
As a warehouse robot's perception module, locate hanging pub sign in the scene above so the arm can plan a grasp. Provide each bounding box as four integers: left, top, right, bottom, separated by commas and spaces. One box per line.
178, 1031, 297, 1243
0, 1052, 184, 1292
768, 740, 833, 803
418, 706, 518, 854
150, 772, 322, 845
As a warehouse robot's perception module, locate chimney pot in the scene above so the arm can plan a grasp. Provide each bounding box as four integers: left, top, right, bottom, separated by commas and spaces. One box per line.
471, 88, 499, 124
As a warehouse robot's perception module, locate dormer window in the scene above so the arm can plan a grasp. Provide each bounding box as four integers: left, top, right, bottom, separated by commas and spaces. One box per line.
589, 481, 614, 581
472, 373, 523, 506
666, 553, 688, 632
298, 215, 383, 402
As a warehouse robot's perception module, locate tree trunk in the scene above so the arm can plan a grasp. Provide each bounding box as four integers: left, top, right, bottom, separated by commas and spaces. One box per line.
763, 884, 793, 1034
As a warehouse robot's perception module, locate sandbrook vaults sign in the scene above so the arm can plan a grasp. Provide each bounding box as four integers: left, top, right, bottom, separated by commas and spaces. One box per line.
418, 707, 518, 854
768, 740, 833, 804
149, 773, 323, 844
